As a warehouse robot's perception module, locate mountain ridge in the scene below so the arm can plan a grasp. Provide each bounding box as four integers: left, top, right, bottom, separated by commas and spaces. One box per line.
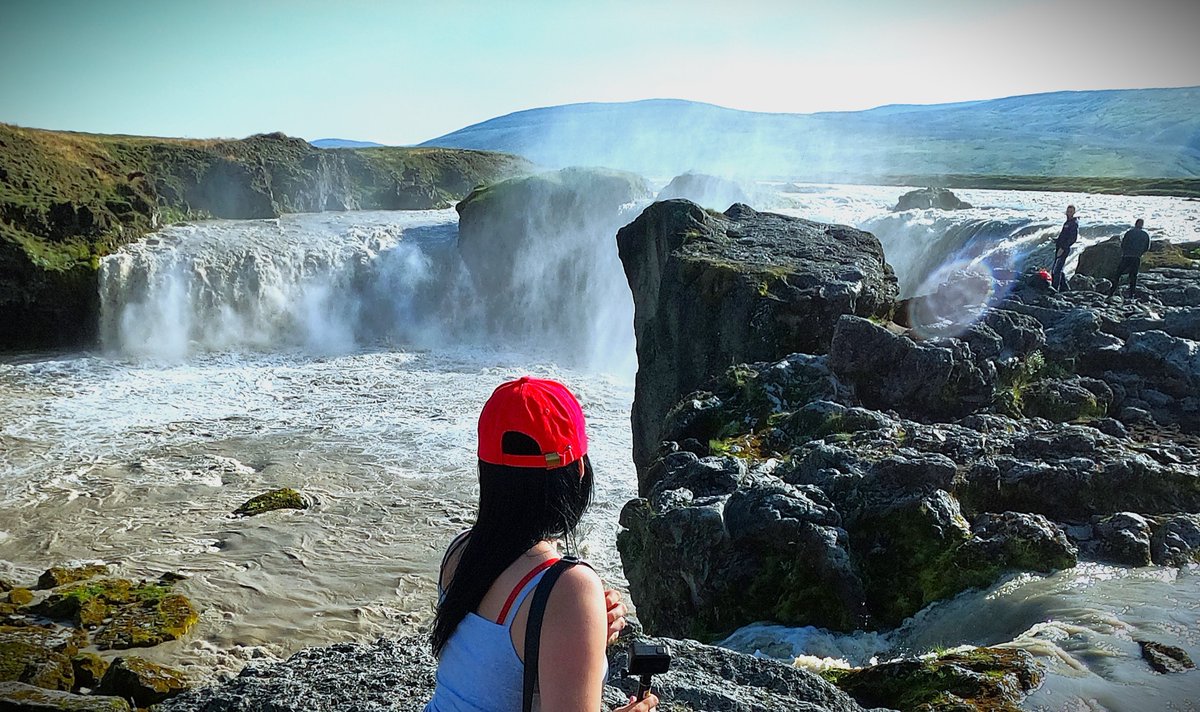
420, 87, 1200, 179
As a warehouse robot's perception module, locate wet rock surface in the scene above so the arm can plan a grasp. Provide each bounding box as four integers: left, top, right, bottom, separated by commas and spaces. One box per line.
232, 488, 309, 517
32, 577, 198, 649
1138, 640, 1196, 674
618, 199, 897, 483
0, 564, 198, 707
97, 656, 189, 707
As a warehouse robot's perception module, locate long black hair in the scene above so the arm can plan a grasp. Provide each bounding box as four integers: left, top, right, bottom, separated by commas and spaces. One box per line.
431, 432, 594, 656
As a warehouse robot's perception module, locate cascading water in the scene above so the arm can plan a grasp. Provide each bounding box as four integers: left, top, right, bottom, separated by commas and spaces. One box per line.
97, 210, 470, 359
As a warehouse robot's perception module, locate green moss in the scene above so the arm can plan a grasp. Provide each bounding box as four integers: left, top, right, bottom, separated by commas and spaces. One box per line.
0, 625, 86, 691
33, 579, 177, 630
6, 589, 32, 606
97, 656, 189, 706
71, 652, 109, 691
233, 487, 308, 517
93, 593, 198, 650
828, 647, 1044, 712
36, 565, 110, 591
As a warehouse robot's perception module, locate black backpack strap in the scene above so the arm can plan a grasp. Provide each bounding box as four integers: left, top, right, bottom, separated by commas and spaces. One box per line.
522, 556, 593, 712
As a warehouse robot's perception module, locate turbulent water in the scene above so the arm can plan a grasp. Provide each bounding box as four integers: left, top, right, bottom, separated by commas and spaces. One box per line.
3, 186, 1200, 707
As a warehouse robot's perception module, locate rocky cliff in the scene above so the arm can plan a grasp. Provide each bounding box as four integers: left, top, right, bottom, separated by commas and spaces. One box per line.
616, 200, 898, 487
0, 124, 530, 349
616, 202, 1200, 655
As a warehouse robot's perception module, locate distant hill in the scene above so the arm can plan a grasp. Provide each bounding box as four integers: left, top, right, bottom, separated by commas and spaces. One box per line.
311, 138, 386, 148
421, 88, 1200, 179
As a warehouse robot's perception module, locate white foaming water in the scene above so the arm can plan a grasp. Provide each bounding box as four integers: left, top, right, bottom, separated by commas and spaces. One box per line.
722, 564, 1200, 709
4, 190, 1200, 705
98, 210, 466, 359
772, 183, 1200, 297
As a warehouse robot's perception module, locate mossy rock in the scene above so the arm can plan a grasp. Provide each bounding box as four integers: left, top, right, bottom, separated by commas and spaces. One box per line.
0, 681, 132, 711
0, 624, 87, 691
33, 579, 171, 627
7, 588, 33, 606
36, 565, 110, 591
823, 647, 1044, 712
92, 593, 199, 650
71, 652, 109, 691
97, 656, 189, 707
234, 487, 309, 516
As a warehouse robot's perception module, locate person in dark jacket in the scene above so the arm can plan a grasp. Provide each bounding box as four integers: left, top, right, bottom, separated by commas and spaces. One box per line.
1108, 218, 1152, 298
1051, 205, 1079, 290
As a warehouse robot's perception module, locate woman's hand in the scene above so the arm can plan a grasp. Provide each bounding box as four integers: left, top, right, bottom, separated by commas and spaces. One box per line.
604, 589, 627, 643
614, 693, 659, 711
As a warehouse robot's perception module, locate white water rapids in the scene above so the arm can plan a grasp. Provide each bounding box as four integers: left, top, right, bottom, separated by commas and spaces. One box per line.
2, 185, 1199, 707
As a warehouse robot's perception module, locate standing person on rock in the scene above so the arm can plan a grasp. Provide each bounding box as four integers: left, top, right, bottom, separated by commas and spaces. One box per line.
1107, 218, 1152, 299
1051, 204, 1080, 291
425, 376, 656, 712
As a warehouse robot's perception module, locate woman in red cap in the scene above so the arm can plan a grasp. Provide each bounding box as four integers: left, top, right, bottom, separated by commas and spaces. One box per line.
425, 376, 658, 712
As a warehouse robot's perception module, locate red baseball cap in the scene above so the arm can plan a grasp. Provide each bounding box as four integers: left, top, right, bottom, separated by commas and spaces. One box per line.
478, 376, 588, 469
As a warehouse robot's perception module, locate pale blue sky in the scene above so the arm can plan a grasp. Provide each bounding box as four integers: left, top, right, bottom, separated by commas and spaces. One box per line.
2, 0, 1197, 144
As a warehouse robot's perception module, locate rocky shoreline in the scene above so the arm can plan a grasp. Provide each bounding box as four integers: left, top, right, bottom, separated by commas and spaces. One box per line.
0, 124, 530, 349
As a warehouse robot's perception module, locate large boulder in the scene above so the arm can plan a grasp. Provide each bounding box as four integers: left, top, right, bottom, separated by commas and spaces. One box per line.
828, 315, 994, 420
1150, 514, 1200, 566
618, 200, 897, 479
96, 657, 189, 707
892, 187, 972, 211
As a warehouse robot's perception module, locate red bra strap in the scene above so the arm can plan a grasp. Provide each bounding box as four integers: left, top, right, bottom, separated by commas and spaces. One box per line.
496, 557, 560, 625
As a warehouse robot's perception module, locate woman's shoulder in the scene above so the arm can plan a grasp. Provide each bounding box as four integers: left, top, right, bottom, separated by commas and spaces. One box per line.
546, 561, 604, 610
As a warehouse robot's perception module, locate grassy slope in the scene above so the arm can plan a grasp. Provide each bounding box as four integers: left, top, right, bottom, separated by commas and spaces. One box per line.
0, 124, 530, 347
